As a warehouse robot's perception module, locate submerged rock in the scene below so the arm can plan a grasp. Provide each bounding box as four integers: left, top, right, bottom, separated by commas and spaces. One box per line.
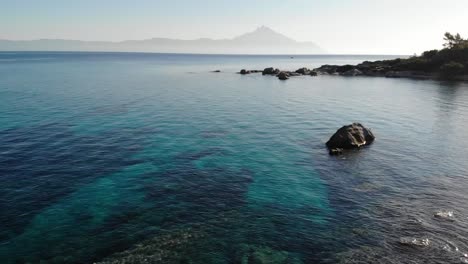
97, 228, 205, 264
277, 72, 289, 80
434, 210, 454, 220
329, 148, 343, 156
235, 244, 302, 264
399, 237, 430, 247
326, 123, 375, 152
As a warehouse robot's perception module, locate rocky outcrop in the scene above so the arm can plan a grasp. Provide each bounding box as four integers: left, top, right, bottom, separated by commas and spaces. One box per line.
342, 68, 363, 76
239, 69, 262, 74
240, 67, 317, 80
314, 65, 339, 74
295, 67, 311, 75
288, 72, 301, 76
277, 72, 289, 80
326, 123, 375, 154
336, 65, 355, 73
263, 67, 280, 75
313, 60, 468, 81
385, 71, 436, 79
314, 64, 393, 77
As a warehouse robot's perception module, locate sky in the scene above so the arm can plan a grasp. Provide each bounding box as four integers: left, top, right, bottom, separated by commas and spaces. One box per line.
1, 0, 468, 54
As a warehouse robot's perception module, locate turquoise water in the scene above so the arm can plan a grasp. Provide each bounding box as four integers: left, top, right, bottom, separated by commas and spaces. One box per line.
1, 52, 468, 263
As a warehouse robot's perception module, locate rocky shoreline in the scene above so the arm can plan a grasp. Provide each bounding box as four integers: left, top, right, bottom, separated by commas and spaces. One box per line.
235, 64, 468, 81
313, 63, 468, 81
238, 67, 318, 80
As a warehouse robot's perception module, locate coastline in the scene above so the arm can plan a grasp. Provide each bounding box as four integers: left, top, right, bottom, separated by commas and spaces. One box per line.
313, 64, 468, 82
237, 63, 468, 82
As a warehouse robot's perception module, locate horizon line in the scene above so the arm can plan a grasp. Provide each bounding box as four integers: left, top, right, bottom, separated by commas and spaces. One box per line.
0, 50, 409, 56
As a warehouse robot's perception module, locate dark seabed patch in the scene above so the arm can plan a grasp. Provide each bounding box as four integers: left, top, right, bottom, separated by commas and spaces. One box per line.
0, 122, 156, 242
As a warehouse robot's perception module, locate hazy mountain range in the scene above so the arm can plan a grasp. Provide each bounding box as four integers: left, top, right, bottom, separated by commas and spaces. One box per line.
0, 26, 325, 54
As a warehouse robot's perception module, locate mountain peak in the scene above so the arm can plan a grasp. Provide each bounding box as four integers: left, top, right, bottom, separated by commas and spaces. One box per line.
232, 26, 296, 44
253, 25, 276, 33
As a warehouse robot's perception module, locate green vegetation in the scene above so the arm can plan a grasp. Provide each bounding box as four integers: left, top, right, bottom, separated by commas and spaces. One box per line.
440, 61, 465, 79
356, 33, 468, 79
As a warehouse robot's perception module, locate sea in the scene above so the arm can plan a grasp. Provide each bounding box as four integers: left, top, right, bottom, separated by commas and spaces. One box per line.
1, 52, 468, 264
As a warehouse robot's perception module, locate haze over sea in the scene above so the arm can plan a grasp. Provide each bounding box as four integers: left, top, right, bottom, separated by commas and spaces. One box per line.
1, 52, 468, 263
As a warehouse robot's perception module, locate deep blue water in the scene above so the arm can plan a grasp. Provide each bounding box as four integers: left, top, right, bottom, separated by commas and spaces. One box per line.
1, 52, 468, 264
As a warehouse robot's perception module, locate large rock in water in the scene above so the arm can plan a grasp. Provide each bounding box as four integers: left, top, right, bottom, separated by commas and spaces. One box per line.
263, 67, 280, 75
277, 72, 289, 80
326, 123, 375, 153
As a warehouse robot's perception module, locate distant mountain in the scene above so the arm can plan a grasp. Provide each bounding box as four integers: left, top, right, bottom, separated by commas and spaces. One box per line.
0, 26, 325, 54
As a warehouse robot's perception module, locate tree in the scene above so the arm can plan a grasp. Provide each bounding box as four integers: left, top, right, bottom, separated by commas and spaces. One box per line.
443, 32, 467, 49
422, 49, 438, 58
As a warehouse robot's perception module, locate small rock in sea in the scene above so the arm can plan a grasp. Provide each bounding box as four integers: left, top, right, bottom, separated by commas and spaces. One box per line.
212, 70, 221, 73
442, 243, 458, 252
262, 67, 280, 75
277, 71, 289, 80
326, 123, 375, 151
434, 210, 454, 220
240, 69, 250, 75
329, 148, 343, 155
399, 237, 430, 247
